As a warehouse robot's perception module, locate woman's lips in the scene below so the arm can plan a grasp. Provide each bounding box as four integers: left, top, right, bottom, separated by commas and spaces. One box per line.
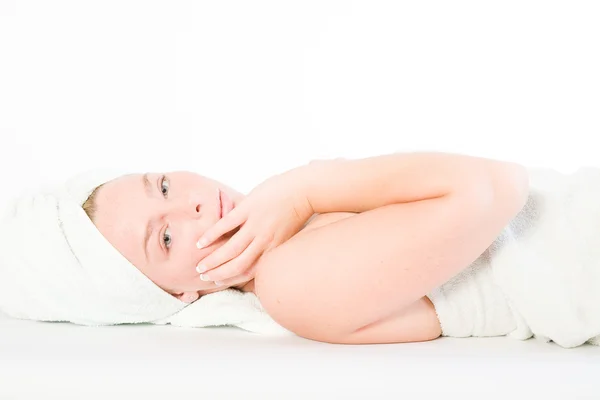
218, 189, 234, 219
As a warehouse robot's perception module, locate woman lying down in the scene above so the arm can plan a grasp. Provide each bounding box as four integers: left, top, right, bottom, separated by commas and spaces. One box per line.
2, 151, 600, 348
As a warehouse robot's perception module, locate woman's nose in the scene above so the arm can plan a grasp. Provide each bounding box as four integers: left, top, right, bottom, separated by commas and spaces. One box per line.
189, 200, 202, 218
165, 198, 203, 220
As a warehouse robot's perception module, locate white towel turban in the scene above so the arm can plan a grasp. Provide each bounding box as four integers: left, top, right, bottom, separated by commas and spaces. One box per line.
0, 169, 291, 335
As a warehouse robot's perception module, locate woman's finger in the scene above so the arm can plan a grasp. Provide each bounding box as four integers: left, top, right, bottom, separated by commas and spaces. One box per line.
213, 265, 257, 288
205, 238, 264, 283
197, 205, 245, 249
196, 228, 253, 277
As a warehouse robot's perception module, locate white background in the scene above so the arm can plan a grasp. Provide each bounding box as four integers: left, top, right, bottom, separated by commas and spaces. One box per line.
1, 1, 600, 398
1, 0, 599, 206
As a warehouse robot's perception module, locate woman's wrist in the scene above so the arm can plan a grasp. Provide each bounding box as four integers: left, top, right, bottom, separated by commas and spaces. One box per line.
286, 158, 342, 216
284, 160, 334, 219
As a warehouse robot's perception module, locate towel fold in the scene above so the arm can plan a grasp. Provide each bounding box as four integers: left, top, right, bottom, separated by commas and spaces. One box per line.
0, 169, 291, 336
428, 166, 600, 348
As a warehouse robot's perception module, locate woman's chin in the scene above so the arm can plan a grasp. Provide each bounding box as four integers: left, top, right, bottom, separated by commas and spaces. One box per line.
197, 286, 225, 297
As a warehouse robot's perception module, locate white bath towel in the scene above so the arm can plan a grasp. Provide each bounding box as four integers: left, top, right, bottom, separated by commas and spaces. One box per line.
0, 169, 291, 336
428, 166, 600, 348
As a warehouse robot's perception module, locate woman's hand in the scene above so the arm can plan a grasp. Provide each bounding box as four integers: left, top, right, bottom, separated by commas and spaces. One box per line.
194, 168, 314, 287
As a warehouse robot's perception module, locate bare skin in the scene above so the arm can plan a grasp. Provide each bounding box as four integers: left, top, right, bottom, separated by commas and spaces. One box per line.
281, 211, 443, 344
92, 170, 442, 343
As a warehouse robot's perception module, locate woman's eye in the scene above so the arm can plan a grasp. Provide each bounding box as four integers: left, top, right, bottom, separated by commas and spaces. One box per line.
160, 175, 170, 198
163, 227, 172, 249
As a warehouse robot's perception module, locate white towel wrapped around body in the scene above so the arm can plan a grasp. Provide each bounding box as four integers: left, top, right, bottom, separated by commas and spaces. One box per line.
428, 166, 600, 348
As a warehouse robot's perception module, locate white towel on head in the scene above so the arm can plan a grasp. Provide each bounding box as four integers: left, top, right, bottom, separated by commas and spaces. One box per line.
0, 169, 291, 336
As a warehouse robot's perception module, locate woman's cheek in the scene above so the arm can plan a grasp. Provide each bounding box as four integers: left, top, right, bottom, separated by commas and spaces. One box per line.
167, 246, 194, 279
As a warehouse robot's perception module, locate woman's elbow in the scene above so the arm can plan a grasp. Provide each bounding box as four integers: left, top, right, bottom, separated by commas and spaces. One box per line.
489, 161, 530, 215
452, 161, 530, 228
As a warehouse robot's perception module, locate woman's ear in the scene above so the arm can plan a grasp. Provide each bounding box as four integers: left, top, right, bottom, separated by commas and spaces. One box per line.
176, 291, 200, 303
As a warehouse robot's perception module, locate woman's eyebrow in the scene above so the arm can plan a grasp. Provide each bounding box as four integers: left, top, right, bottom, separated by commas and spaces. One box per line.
143, 173, 153, 197
142, 173, 154, 263
143, 222, 153, 264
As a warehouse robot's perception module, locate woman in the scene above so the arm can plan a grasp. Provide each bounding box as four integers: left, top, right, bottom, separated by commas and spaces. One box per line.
1, 151, 598, 347
80, 151, 528, 343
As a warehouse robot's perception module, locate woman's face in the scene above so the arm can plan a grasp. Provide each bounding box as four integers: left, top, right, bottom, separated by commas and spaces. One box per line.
92, 171, 245, 303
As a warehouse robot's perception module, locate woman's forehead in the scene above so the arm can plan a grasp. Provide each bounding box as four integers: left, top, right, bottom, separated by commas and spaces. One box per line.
93, 173, 149, 267
99, 173, 144, 204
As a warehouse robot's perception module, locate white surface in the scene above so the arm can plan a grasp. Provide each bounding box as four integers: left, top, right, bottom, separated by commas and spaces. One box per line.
1, 312, 600, 399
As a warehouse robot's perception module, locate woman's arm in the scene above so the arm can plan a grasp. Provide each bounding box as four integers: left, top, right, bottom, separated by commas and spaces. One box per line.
297, 151, 529, 214
255, 151, 529, 343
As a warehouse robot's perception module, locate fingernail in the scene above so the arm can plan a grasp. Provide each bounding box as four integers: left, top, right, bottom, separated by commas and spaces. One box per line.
196, 264, 207, 273
214, 281, 224, 286
196, 238, 208, 249
200, 274, 211, 281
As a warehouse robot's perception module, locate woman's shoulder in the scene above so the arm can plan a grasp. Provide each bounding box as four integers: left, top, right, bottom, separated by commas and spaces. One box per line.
253, 211, 359, 340
253, 208, 443, 344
